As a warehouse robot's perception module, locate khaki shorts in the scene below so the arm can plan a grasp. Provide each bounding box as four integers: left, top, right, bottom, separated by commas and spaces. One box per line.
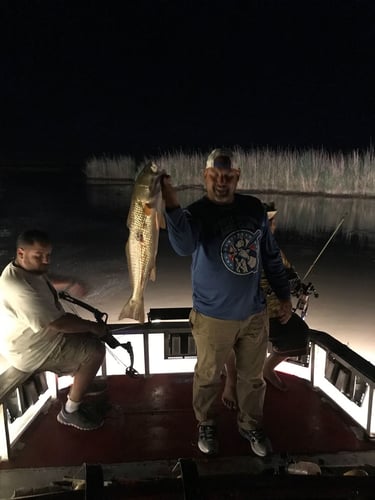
37, 333, 104, 376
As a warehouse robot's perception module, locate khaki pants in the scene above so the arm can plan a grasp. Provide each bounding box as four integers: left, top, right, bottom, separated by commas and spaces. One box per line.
190, 308, 268, 430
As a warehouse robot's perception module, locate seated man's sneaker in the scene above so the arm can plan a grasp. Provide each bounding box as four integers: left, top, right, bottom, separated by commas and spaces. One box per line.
198, 423, 218, 455
57, 407, 103, 431
239, 427, 272, 457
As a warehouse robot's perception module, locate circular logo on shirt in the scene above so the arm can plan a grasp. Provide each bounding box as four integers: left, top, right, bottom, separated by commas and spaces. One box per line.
221, 229, 261, 275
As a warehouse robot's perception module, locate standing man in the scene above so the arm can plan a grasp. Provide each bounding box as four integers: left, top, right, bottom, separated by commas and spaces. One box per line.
162, 148, 292, 457
222, 202, 309, 408
0, 229, 107, 431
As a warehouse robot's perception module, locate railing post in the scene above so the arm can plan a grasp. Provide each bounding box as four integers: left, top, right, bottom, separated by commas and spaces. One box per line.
367, 384, 374, 438
143, 331, 150, 376
0, 401, 10, 462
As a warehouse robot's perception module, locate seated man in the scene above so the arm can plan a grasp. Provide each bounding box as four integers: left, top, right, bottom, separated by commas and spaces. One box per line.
0, 229, 108, 431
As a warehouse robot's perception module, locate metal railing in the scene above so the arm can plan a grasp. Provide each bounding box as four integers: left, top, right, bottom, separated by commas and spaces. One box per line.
105, 311, 374, 440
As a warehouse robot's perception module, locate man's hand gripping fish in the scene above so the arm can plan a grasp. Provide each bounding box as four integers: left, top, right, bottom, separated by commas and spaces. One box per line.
118, 162, 166, 323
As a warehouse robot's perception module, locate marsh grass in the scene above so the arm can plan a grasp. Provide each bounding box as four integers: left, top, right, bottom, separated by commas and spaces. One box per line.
85, 148, 375, 197
85, 155, 137, 182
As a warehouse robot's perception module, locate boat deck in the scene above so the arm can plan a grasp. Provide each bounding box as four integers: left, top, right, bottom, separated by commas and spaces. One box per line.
1, 371, 375, 498
2, 372, 375, 468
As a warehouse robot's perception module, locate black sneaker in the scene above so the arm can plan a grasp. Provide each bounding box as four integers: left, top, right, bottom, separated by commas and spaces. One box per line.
57, 407, 103, 431
239, 427, 272, 457
198, 423, 218, 455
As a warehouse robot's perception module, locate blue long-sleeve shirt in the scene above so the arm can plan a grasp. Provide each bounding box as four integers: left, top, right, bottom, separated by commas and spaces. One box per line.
165, 193, 290, 320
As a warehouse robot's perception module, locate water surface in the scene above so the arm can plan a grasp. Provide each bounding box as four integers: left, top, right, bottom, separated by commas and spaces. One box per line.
1, 173, 374, 364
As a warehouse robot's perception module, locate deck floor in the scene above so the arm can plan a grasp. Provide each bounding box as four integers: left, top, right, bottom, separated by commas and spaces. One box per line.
1, 372, 374, 470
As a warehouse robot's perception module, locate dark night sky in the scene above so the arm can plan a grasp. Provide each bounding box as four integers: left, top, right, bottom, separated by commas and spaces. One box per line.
1, 0, 375, 164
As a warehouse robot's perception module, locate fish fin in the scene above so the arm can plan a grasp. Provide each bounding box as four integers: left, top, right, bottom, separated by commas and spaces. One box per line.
157, 212, 166, 229
118, 298, 145, 323
143, 203, 152, 216
149, 266, 156, 281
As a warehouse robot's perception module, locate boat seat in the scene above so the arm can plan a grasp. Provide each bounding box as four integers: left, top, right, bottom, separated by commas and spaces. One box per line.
0, 367, 57, 462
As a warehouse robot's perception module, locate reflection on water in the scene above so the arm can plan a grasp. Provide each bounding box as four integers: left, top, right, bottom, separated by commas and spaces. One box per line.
87, 184, 375, 247
86, 183, 134, 213
261, 193, 375, 247
1, 174, 373, 364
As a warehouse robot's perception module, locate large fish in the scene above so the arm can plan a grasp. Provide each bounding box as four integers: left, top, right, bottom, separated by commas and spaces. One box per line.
118, 161, 166, 323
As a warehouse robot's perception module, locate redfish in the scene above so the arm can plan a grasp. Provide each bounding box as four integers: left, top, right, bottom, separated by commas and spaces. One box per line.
118, 162, 166, 323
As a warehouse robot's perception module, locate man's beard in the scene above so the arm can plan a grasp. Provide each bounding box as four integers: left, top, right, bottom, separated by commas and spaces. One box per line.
29, 267, 48, 275
213, 188, 233, 203
14, 259, 48, 275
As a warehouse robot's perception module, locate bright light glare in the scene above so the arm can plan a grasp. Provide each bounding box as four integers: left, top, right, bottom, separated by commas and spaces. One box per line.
312, 345, 374, 438
55, 332, 374, 439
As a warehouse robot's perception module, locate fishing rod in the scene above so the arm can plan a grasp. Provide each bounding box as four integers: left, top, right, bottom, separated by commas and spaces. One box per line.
292, 213, 346, 319
302, 213, 347, 281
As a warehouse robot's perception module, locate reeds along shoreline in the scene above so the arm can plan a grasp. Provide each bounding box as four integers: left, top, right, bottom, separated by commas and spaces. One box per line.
84, 148, 375, 198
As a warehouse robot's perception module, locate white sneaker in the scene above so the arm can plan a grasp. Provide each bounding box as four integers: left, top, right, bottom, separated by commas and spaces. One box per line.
198, 423, 218, 455
239, 427, 272, 457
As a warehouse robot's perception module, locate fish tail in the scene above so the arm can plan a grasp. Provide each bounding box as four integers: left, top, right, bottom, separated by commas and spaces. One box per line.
118, 297, 145, 323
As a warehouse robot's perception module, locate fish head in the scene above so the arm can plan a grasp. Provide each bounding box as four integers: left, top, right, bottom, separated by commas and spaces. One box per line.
134, 161, 166, 205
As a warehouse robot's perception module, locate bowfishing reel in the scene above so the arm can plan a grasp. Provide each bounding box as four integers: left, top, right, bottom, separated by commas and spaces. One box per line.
284, 267, 318, 320
292, 281, 319, 320
102, 333, 139, 378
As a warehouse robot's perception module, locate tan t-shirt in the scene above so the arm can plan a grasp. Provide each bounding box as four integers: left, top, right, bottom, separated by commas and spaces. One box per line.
0, 262, 65, 372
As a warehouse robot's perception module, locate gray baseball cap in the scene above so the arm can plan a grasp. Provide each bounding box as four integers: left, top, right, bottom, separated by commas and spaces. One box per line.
206, 148, 235, 169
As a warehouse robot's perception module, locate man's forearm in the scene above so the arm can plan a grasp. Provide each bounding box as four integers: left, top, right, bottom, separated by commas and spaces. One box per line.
50, 276, 87, 297
165, 208, 197, 256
